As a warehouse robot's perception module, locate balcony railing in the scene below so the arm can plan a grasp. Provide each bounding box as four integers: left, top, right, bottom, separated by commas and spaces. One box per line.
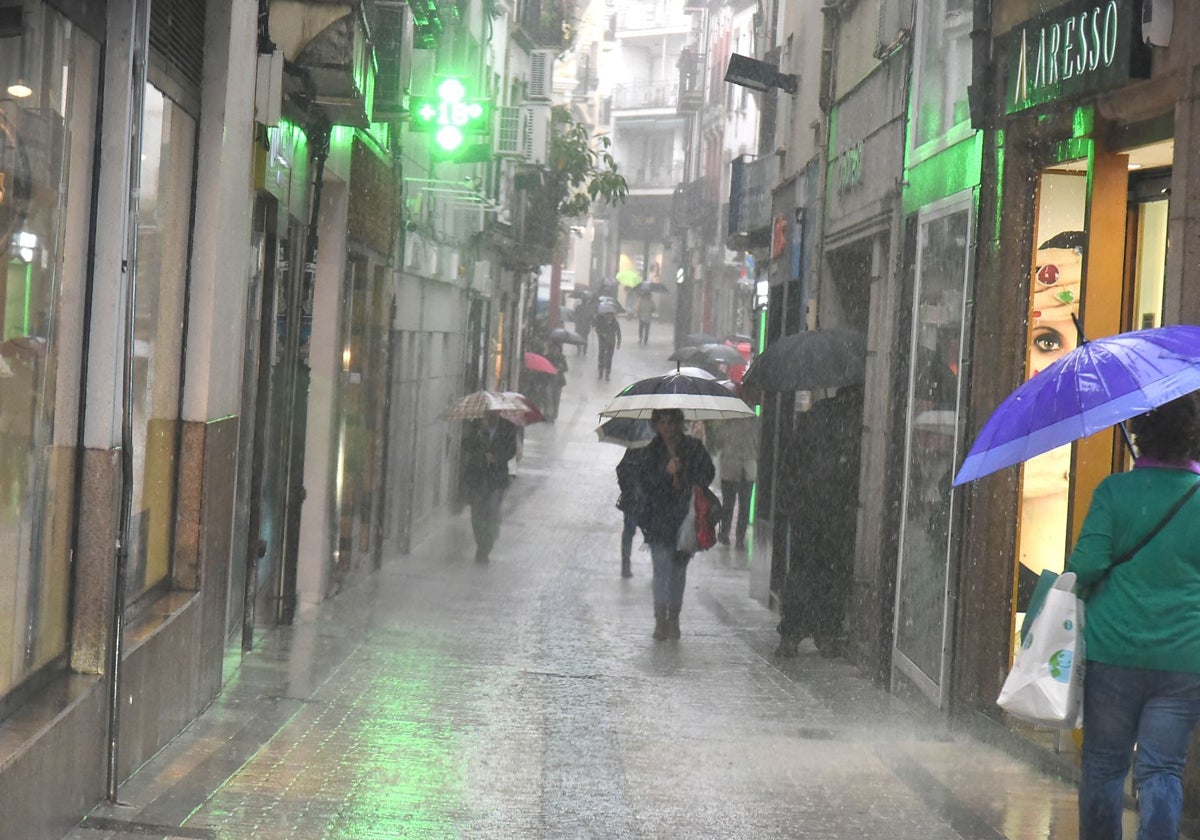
611, 81, 677, 110
613, 6, 689, 32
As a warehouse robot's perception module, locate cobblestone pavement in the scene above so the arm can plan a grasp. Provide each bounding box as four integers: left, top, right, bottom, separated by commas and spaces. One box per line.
63, 322, 1143, 839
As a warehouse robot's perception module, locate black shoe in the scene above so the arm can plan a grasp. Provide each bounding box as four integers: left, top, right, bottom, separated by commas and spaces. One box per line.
475, 549, 489, 563
717, 534, 730, 546
735, 537, 745, 550
773, 638, 800, 659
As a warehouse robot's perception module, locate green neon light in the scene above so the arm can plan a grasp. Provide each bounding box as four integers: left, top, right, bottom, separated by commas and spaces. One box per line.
23, 262, 32, 334
747, 305, 768, 528
408, 76, 491, 149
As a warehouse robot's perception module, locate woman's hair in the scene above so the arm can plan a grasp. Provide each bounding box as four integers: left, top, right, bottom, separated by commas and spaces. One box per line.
1131, 391, 1200, 462
650, 408, 684, 426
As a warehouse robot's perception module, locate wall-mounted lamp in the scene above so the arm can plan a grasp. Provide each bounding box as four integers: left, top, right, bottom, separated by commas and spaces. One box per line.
6, 79, 31, 98
723, 53, 798, 95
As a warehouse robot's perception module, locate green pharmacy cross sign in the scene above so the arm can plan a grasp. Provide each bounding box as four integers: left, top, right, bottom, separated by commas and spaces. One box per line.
409, 78, 491, 153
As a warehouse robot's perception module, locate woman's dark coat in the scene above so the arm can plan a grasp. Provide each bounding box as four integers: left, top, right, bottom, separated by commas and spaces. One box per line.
460, 417, 518, 503
635, 433, 715, 545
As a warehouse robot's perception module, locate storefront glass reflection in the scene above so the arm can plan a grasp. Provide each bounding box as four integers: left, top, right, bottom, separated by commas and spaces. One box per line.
894, 201, 971, 695
0, 6, 98, 695
126, 86, 195, 602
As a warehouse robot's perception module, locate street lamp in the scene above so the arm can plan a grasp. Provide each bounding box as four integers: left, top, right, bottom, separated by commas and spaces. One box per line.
723, 53, 798, 95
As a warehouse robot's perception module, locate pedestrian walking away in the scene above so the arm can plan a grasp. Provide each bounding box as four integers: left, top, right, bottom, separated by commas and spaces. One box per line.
633, 408, 715, 640
594, 310, 622, 381
615, 446, 646, 578
574, 295, 596, 356
635, 292, 655, 345
707, 414, 760, 549
459, 411, 519, 563
1067, 390, 1200, 840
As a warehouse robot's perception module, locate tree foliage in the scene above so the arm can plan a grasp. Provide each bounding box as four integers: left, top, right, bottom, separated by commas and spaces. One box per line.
546, 106, 627, 218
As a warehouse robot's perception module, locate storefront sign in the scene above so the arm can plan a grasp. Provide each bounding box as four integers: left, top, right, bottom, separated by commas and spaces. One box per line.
1006, 0, 1149, 114
728, 153, 778, 238
835, 142, 863, 194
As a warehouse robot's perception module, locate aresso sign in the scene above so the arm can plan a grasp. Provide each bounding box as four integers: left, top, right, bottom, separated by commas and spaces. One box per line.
1006, 0, 1149, 114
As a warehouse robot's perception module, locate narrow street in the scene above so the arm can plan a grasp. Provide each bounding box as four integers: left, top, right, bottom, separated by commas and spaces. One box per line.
64, 322, 1134, 839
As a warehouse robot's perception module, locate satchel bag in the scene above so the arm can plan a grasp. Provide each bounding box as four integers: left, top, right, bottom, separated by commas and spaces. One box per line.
996, 572, 1085, 729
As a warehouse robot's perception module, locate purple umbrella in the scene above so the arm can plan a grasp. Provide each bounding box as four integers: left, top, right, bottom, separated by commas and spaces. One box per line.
953, 325, 1200, 486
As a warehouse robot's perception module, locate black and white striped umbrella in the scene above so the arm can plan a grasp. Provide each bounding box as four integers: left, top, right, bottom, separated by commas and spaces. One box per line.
599, 373, 754, 421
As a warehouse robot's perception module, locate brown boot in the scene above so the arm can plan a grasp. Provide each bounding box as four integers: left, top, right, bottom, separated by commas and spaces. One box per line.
652, 604, 668, 641
666, 606, 681, 640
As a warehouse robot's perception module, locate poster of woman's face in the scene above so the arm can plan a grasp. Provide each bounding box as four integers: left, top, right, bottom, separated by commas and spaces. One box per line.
1029, 231, 1085, 376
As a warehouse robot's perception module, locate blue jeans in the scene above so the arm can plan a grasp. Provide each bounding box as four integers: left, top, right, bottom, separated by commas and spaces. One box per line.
1080, 661, 1200, 839
649, 542, 689, 608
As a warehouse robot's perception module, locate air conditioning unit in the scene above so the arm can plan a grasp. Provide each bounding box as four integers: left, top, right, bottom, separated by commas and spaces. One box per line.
529, 50, 555, 100
493, 103, 551, 165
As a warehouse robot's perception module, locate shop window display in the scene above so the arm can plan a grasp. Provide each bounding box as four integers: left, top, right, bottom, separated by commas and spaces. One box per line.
125, 86, 195, 602
1016, 172, 1086, 619
0, 6, 98, 696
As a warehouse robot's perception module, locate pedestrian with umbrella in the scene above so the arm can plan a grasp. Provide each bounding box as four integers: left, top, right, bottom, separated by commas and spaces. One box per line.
574, 294, 597, 356
601, 372, 753, 639
448, 392, 522, 563
950, 325, 1200, 840
739, 327, 868, 659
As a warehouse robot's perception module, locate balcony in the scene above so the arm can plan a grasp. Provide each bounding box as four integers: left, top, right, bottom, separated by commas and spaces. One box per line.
617, 161, 684, 191
611, 6, 690, 34
611, 80, 677, 111
515, 0, 575, 49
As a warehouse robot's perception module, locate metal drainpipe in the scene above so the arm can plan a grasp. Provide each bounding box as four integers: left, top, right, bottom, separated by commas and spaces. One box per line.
276, 122, 329, 625
107, 0, 150, 802
968, 0, 994, 130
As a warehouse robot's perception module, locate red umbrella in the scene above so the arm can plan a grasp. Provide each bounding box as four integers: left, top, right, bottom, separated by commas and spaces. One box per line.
524, 351, 558, 375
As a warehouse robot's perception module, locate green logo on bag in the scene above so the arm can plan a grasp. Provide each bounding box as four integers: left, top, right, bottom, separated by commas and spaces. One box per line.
1048, 649, 1074, 682
1063, 619, 1073, 631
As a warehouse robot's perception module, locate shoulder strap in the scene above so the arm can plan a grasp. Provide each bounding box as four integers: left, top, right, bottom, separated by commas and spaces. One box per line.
1112, 479, 1200, 568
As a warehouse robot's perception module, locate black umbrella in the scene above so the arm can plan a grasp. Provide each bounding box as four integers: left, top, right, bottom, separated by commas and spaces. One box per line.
741, 328, 866, 391
669, 343, 745, 368
597, 296, 625, 315
595, 417, 656, 448
633, 282, 670, 295
548, 327, 585, 346
599, 372, 754, 420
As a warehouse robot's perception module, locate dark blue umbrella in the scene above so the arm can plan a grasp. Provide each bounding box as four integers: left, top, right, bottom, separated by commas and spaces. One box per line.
599, 372, 754, 420
595, 417, 655, 448
953, 325, 1200, 486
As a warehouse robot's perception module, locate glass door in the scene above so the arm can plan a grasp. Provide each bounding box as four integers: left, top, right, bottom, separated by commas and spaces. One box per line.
892, 193, 973, 706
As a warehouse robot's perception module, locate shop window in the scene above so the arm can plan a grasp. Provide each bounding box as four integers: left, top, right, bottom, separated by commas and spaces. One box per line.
125, 86, 196, 602
909, 0, 972, 154
1014, 170, 1087, 630
0, 5, 98, 696
893, 197, 971, 701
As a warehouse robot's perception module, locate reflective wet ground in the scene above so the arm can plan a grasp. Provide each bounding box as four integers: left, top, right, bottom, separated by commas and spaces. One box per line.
63, 324, 1152, 839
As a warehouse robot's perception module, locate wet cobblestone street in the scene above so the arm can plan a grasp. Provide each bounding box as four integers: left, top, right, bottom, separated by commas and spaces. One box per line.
62, 326, 1148, 839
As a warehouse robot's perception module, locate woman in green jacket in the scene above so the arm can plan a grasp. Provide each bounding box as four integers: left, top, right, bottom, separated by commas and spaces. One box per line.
1067, 391, 1200, 839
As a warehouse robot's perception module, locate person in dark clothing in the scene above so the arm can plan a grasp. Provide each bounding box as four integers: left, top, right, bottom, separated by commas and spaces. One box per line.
615, 446, 646, 578
634, 409, 716, 640
543, 341, 569, 421
774, 386, 863, 658
574, 297, 596, 356
594, 311, 621, 380
459, 412, 519, 563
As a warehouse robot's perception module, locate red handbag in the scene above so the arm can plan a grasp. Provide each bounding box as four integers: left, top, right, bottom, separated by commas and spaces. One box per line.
692, 485, 722, 551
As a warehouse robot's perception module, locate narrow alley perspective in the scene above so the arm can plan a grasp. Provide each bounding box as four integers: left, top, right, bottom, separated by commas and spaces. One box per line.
62, 329, 1142, 840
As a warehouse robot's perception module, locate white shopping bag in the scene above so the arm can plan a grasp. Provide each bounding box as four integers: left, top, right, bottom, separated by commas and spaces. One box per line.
996, 571, 1085, 730
675, 502, 699, 554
